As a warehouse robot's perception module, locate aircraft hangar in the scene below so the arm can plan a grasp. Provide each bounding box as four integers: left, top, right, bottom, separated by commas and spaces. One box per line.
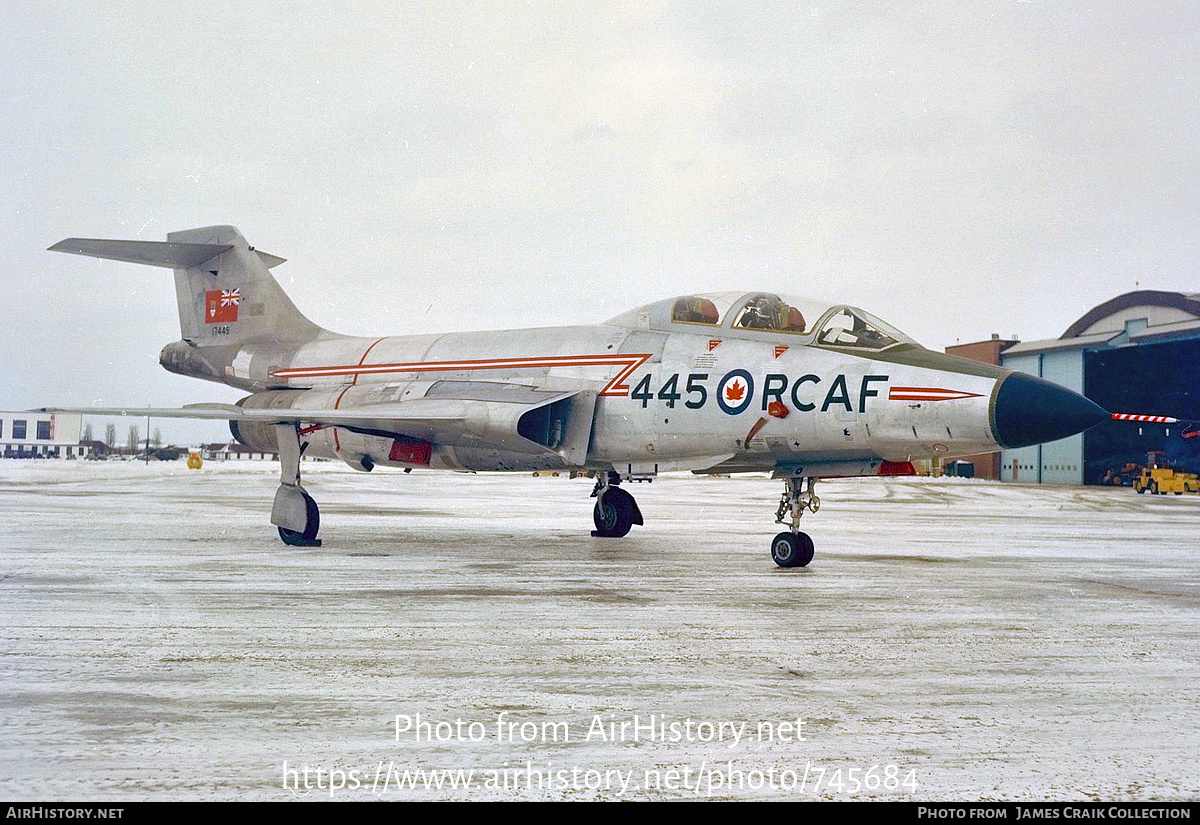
948, 290, 1200, 485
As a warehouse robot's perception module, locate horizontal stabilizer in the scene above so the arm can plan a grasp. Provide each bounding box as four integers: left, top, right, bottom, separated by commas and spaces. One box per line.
49, 238, 287, 270
49, 238, 233, 269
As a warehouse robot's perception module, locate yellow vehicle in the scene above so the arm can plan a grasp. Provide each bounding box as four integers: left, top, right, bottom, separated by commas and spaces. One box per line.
1134, 466, 1200, 495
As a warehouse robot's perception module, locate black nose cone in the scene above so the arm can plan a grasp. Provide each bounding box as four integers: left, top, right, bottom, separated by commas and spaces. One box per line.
992, 372, 1108, 449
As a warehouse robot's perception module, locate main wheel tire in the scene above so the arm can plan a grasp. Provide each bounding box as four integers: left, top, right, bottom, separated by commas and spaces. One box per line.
771, 531, 815, 568
593, 488, 636, 537
279, 492, 320, 546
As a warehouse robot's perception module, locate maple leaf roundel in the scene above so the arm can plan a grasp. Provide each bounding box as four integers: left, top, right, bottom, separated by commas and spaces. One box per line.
716, 369, 754, 415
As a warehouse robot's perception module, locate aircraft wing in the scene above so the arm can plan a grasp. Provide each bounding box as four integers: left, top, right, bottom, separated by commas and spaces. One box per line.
35, 382, 598, 465
35, 401, 463, 427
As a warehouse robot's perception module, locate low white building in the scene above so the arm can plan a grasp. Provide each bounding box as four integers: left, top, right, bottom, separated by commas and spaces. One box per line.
1, 411, 85, 458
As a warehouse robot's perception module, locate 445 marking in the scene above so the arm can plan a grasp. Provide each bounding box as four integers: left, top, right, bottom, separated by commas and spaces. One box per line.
629, 371, 890, 416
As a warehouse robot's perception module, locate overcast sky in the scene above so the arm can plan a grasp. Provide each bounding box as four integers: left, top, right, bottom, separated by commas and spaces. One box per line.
3, 1, 1198, 444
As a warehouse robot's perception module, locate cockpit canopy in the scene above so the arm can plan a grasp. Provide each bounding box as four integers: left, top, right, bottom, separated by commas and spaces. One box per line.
610, 292, 917, 352
670, 296, 721, 326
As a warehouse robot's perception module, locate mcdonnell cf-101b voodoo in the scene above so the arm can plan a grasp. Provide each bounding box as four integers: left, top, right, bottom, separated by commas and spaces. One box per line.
46, 226, 1107, 566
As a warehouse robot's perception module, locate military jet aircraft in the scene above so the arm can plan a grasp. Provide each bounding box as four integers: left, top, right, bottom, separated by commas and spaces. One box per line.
47, 226, 1107, 566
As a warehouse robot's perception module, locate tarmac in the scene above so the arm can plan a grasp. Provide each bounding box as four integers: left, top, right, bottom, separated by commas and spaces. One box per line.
1, 459, 1197, 801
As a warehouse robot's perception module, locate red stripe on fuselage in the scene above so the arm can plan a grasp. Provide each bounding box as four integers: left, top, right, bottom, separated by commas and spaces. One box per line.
888, 387, 983, 402
331, 337, 388, 452
273, 353, 654, 397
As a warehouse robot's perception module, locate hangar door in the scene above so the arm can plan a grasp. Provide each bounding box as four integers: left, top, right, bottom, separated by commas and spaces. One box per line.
1084, 338, 1200, 483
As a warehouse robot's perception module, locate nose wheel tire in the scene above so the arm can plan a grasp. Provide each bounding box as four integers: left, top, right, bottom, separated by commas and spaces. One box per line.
592, 487, 638, 537
771, 531, 814, 568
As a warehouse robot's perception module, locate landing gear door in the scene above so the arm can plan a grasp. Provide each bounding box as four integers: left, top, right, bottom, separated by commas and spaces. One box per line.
516, 389, 599, 467
558, 389, 597, 466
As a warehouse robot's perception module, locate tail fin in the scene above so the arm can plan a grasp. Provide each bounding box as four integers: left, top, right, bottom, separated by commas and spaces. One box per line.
50, 225, 323, 347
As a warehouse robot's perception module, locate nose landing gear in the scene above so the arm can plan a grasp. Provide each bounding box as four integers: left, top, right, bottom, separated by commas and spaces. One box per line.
772, 476, 818, 567
590, 470, 644, 537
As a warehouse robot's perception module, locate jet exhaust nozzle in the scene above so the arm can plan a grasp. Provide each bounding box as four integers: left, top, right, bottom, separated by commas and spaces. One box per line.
991, 372, 1108, 450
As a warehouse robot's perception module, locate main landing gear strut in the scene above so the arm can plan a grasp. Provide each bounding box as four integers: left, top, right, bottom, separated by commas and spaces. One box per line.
590, 470, 644, 537
771, 476, 818, 567
271, 422, 321, 547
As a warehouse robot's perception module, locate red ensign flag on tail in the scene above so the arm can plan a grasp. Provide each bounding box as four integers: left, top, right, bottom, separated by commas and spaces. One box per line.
205, 289, 239, 323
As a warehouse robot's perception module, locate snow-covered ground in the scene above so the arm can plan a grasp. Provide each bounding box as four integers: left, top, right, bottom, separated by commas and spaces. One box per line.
1, 459, 1197, 801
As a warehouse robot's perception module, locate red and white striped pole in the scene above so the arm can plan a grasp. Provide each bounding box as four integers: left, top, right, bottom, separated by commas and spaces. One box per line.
1110, 413, 1180, 424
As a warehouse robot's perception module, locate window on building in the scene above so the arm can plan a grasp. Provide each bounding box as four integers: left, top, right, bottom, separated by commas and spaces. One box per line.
12, 420, 26, 439
36, 421, 51, 440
